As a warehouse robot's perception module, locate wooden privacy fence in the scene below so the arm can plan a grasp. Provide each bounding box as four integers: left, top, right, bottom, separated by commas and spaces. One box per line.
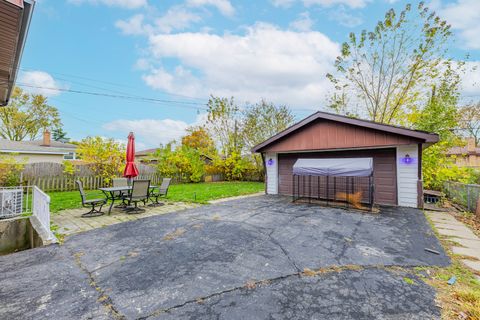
25, 173, 163, 192
21, 162, 157, 179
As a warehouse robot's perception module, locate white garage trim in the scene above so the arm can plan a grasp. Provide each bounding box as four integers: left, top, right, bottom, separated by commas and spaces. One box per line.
396, 145, 419, 207
265, 153, 278, 195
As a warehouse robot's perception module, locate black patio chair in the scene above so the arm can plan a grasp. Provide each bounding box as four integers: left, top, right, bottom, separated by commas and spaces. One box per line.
76, 180, 107, 218
123, 179, 150, 214
148, 178, 172, 207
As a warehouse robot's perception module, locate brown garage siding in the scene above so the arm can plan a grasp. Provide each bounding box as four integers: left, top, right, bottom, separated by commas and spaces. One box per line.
277, 148, 397, 206
262, 119, 419, 153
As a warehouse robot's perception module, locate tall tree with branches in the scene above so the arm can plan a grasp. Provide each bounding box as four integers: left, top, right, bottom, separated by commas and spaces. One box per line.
205, 96, 242, 156
0, 87, 62, 141
327, 2, 456, 124
458, 103, 480, 145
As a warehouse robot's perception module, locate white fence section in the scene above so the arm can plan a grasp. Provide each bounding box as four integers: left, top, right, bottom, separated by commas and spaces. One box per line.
33, 186, 55, 241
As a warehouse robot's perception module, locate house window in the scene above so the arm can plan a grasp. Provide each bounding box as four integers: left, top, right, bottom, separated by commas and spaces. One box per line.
64, 152, 76, 160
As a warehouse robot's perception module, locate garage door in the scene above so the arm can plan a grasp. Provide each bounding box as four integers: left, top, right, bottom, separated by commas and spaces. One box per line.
278, 149, 397, 206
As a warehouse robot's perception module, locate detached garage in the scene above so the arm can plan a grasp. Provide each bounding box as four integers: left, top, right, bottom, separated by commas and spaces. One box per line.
252, 112, 439, 208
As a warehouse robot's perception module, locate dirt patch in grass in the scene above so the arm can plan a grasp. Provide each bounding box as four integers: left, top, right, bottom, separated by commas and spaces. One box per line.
163, 228, 186, 241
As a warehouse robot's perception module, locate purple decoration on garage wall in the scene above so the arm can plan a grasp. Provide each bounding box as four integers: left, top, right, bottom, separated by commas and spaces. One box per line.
400, 154, 416, 165
267, 158, 274, 166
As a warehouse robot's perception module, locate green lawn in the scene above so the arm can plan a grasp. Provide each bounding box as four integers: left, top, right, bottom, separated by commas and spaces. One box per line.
48, 181, 264, 213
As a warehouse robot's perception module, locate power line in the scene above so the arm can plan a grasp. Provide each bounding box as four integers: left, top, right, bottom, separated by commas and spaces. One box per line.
16, 83, 209, 111
17, 66, 208, 103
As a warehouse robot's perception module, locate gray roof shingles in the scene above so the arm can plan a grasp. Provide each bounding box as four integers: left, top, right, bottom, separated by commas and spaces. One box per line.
0, 139, 76, 154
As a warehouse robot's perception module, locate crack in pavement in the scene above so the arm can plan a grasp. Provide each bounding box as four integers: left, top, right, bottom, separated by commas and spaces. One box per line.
184, 217, 301, 272
137, 272, 303, 319
68, 248, 126, 320
136, 264, 428, 320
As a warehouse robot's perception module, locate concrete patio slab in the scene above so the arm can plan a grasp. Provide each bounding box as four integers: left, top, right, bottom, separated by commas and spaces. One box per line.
1, 196, 449, 320
52, 202, 199, 236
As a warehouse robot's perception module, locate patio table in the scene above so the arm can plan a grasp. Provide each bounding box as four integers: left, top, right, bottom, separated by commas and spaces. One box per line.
99, 185, 158, 214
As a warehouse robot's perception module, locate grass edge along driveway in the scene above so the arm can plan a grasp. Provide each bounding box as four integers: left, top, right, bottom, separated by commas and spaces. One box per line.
48, 181, 264, 213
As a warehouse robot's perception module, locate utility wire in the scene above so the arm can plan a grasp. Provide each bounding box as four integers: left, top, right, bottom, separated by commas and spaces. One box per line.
16, 83, 210, 110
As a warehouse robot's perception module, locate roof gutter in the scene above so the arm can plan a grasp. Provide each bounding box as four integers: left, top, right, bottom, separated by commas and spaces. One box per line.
0, 149, 69, 155
2, 0, 35, 106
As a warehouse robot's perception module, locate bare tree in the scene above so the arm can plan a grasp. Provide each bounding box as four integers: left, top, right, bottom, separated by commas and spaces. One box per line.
458, 103, 480, 145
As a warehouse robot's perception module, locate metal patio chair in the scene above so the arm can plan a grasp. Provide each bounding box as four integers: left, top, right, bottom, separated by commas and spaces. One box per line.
123, 179, 150, 214
148, 178, 172, 207
76, 180, 107, 218
112, 177, 129, 208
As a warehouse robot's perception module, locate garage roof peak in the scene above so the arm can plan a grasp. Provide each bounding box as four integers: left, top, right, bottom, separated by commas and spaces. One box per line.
252, 111, 439, 153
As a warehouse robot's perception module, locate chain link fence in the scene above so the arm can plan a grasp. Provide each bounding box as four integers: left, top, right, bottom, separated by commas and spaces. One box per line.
443, 181, 480, 213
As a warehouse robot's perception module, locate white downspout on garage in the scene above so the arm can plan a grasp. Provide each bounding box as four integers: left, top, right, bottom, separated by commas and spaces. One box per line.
265, 153, 278, 194
396, 145, 419, 207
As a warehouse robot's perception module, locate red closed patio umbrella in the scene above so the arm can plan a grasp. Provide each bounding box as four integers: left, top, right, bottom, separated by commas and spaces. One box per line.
123, 132, 139, 180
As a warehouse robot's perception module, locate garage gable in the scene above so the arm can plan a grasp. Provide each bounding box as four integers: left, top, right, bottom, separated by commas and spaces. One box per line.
252, 111, 438, 153
259, 119, 421, 153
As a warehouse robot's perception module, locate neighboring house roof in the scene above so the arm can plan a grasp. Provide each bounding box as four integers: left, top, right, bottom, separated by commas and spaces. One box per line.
252, 111, 439, 153
447, 146, 480, 155
0, 139, 73, 155
0, 0, 35, 106
28, 140, 77, 149
136, 148, 159, 157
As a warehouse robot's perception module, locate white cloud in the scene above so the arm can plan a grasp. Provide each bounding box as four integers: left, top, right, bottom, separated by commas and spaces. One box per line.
328, 5, 363, 27
154, 7, 202, 33
68, 0, 147, 9
289, 12, 314, 32
436, 0, 480, 49
272, 0, 370, 9
186, 0, 235, 16
115, 7, 202, 36
143, 23, 339, 108
115, 14, 149, 35
19, 71, 64, 97
460, 61, 480, 99
271, 0, 296, 8
304, 0, 369, 7
103, 115, 205, 147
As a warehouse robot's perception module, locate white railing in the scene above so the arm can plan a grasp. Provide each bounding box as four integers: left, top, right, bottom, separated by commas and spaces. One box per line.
33, 186, 55, 241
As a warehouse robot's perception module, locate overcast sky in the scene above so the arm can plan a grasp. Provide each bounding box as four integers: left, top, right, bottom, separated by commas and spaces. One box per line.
19, 0, 480, 149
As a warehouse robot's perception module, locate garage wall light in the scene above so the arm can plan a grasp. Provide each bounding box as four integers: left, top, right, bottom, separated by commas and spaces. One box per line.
267, 158, 274, 166
401, 154, 415, 165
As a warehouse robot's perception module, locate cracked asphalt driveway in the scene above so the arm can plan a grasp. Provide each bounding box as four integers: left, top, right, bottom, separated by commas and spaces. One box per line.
0, 196, 449, 319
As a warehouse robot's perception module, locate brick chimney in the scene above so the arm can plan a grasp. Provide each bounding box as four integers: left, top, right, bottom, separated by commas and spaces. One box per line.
42, 130, 51, 147
467, 137, 476, 153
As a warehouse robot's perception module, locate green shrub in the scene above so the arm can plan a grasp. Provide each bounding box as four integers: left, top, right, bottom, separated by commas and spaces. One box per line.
0, 154, 26, 186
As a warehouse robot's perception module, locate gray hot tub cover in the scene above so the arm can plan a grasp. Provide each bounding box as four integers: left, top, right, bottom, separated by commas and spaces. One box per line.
293, 158, 373, 177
